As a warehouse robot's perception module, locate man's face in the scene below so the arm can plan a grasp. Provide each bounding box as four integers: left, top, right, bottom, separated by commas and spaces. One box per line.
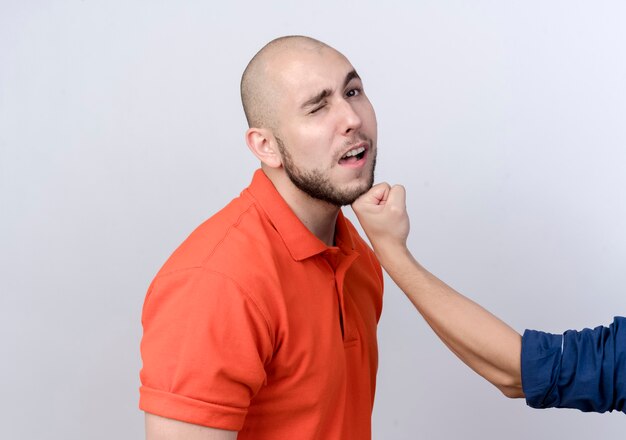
271, 46, 377, 206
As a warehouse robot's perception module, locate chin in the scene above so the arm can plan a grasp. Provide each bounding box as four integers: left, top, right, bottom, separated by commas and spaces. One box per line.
339, 181, 374, 205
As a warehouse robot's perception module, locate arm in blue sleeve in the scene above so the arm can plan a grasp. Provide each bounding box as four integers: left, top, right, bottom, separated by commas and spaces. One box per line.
521, 316, 626, 413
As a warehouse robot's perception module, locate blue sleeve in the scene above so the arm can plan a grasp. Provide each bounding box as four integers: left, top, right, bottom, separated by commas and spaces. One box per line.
521, 316, 626, 413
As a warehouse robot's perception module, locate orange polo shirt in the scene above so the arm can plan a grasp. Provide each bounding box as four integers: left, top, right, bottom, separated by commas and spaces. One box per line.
139, 169, 383, 439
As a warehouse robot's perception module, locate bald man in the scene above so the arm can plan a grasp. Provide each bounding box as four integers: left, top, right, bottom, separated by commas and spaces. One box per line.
139, 36, 383, 439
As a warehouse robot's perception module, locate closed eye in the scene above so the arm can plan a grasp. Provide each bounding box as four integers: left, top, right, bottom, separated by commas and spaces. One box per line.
309, 104, 325, 114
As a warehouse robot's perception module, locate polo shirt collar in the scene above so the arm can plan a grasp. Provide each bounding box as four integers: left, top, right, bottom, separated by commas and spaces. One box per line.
244, 169, 356, 261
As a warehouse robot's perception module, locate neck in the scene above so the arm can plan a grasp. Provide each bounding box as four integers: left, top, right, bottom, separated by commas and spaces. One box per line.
263, 167, 340, 247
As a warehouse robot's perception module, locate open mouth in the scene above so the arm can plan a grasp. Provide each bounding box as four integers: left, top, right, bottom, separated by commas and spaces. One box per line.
338, 145, 367, 165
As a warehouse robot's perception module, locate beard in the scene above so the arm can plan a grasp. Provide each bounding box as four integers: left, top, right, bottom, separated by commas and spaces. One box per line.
276, 136, 376, 206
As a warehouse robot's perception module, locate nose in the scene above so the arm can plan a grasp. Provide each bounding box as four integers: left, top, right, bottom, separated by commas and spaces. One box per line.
337, 99, 362, 135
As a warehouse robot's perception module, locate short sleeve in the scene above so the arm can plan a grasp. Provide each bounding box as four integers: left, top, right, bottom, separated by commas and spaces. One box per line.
521, 317, 626, 413
139, 267, 274, 430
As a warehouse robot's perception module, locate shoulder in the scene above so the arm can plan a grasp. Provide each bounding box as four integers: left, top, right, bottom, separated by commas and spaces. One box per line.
146, 191, 287, 316
155, 193, 274, 277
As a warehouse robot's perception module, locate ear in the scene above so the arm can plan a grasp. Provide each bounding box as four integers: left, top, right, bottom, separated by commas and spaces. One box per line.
245, 127, 282, 168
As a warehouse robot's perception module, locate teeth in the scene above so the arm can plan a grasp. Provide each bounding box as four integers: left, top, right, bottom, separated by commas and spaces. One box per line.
342, 146, 365, 159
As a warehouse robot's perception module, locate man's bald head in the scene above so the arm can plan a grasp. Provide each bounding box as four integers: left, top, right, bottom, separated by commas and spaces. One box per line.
240, 36, 331, 130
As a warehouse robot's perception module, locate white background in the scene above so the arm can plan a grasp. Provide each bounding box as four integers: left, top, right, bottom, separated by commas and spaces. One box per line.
1, 1, 624, 438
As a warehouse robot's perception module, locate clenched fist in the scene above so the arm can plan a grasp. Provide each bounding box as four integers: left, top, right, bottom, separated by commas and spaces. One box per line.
351, 183, 410, 261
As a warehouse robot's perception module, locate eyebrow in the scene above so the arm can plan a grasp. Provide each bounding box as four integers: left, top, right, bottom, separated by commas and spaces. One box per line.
300, 69, 362, 110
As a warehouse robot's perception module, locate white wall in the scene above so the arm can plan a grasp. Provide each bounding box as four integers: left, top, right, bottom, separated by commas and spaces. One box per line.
1, 1, 624, 438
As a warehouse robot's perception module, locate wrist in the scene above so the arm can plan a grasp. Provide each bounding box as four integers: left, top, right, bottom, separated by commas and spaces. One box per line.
372, 240, 411, 266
